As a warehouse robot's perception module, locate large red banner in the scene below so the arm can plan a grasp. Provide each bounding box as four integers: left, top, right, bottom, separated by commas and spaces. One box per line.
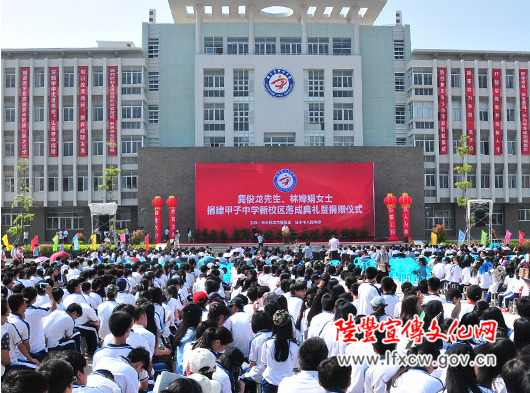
20, 67, 30, 158
49, 67, 59, 156
78, 66, 88, 156
465, 68, 476, 154
195, 163, 375, 235
492, 69, 502, 155
107, 66, 117, 155
438, 68, 448, 154
521, 70, 529, 155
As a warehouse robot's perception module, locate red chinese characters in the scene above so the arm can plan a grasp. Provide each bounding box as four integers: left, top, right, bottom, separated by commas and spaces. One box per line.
520, 70, 529, 155
49, 67, 59, 157
383, 193, 399, 241
398, 193, 412, 239
20, 67, 30, 158
78, 66, 88, 156
107, 66, 118, 156
166, 196, 179, 240
465, 68, 476, 154
152, 196, 165, 243
438, 68, 448, 154
492, 69, 502, 155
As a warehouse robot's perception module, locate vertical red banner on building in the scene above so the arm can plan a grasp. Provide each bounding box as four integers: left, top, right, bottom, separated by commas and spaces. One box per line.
492, 69, 502, 155
19, 67, 30, 158
438, 68, 448, 154
465, 68, 476, 154
49, 67, 59, 156
107, 66, 118, 155
78, 66, 88, 156
520, 69, 529, 155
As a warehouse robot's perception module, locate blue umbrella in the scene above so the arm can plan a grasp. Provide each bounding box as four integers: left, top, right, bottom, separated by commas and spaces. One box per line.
198, 256, 215, 268
489, 243, 501, 249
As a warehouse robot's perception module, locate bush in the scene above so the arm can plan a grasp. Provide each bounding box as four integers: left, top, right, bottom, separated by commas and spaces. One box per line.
219, 229, 229, 243
75, 232, 86, 244
433, 224, 447, 243
130, 231, 144, 245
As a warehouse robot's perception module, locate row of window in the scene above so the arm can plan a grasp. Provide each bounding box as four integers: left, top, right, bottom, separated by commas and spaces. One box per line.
3, 69, 144, 88
203, 37, 354, 55
407, 100, 518, 122
413, 133, 521, 155
409, 68, 517, 89
425, 204, 505, 230
3, 135, 142, 157
426, 172, 530, 190
202, 135, 355, 147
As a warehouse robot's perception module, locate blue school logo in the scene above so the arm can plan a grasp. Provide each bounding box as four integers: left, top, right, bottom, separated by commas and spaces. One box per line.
274, 169, 297, 192
264, 69, 294, 98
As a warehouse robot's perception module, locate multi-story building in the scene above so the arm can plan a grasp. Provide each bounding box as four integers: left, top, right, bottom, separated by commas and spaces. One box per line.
1, 43, 145, 241
408, 50, 530, 238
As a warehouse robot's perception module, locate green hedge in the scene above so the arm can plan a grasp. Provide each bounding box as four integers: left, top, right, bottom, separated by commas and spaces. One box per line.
23, 243, 156, 257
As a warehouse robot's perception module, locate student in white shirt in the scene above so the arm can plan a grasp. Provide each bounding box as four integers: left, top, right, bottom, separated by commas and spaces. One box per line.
55, 350, 103, 393
76, 301, 100, 356
224, 296, 253, 358
422, 277, 446, 306
357, 267, 381, 316
43, 303, 83, 352
63, 279, 88, 308
98, 285, 120, 340
458, 285, 483, 321
241, 311, 273, 390
380, 277, 400, 317
278, 337, 328, 393
307, 293, 335, 339
116, 278, 136, 305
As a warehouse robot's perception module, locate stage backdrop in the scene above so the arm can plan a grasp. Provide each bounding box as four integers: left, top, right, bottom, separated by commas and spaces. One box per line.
195, 162, 374, 235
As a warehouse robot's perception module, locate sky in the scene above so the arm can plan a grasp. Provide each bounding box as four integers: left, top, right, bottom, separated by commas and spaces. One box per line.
1, 0, 529, 52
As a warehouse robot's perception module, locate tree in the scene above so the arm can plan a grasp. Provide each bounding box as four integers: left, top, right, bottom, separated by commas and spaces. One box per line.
454, 135, 473, 244
98, 164, 120, 203
7, 159, 35, 244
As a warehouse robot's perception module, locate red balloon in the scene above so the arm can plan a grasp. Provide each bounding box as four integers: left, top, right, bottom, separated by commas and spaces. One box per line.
166, 196, 179, 208
152, 196, 164, 209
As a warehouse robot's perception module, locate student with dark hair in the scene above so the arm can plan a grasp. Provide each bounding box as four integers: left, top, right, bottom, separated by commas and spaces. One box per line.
513, 317, 530, 351
474, 339, 516, 393
482, 306, 509, 337
443, 287, 462, 319
43, 303, 82, 352
501, 353, 530, 393
225, 296, 252, 358
318, 356, 351, 393
459, 284, 483, 320
166, 377, 203, 393
357, 267, 380, 316
54, 350, 101, 393
37, 358, 75, 393
307, 292, 335, 339
261, 309, 300, 393
444, 343, 492, 393
192, 326, 233, 356
278, 337, 328, 393
174, 302, 203, 375
207, 301, 232, 327
3, 369, 49, 393
213, 347, 245, 393
98, 284, 120, 340
364, 331, 399, 393
515, 295, 530, 319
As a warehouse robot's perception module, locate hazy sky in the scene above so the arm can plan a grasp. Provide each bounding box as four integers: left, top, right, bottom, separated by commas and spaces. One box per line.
1, 0, 529, 52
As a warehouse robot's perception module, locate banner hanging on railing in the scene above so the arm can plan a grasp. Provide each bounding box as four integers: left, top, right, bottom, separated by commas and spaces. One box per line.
492, 69, 502, 155
438, 68, 448, 154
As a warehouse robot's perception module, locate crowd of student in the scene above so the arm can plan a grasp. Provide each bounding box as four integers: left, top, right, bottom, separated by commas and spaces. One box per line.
1, 241, 530, 393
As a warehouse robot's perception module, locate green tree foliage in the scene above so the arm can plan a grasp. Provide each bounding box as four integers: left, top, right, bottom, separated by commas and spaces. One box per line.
7, 159, 34, 243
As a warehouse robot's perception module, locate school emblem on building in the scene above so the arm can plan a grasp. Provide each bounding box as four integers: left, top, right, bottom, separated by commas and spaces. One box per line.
274, 169, 297, 192
264, 68, 294, 98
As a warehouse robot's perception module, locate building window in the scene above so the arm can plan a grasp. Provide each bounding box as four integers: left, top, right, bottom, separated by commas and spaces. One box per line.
255, 37, 276, 55
203, 137, 225, 147
34, 132, 44, 156
204, 37, 223, 54
412, 68, 432, 85
425, 170, 436, 187
122, 69, 142, 84
264, 134, 295, 146
523, 174, 530, 188
234, 103, 249, 131
121, 103, 143, 119
333, 103, 353, 130
332, 38, 351, 55
93, 139, 104, 156
395, 106, 405, 124
307, 37, 329, 55
507, 137, 516, 155
307, 70, 324, 98
203, 103, 225, 131
5, 71, 16, 88
34, 70, 45, 88
227, 38, 248, 54
393, 40, 404, 60
4, 177, 15, 193
5, 107, 15, 123
479, 102, 489, 121
148, 105, 159, 124
77, 176, 88, 192
478, 70, 488, 89
122, 87, 142, 94
495, 173, 503, 189
332, 70, 353, 97
46, 208, 84, 230
1, 212, 18, 226
33, 105, 44, 122
93, 106, 103, 122
63, 136, 74, 157
439, 174, 449, 189
451, 70, 460, 88
394, 72, 405, 91
63, 175, 74, 191
414, 134, 435, 153
280, 38, 301, 55
411, 101, 434, 119
452, 101, 462, 121
505, 70, 514, 89
4, 141, 15, 157
33, 175, 45, 192
234, 136, 250, 147
63, 106, 74, 122
333, 136, 355, 146
306, 103, 324, 131
414, 88, 433, 96
508, 173, 517, 189
425, 204, 454, 230
64, 71, 75, 88
121, 170, 138, 190
492, 204, 504, 225
121, 122, 142, 129
519, 206, 530, 221
48, 174, 59, 192
122, 135, 142, 154
92, 173, 104, 192
480, 135, 489, 155
481, 174, 490, 188
148, 38, 159, 58
233, 70, 250, 97
93, 70, 104, 87
204, 69, 224, 97
148, 72, 159, 91
506, 102, 515, 121
305, 135, 325, 146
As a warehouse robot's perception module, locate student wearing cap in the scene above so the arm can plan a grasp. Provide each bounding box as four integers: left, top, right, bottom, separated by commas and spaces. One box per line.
116, 278, 135, 305
370, 296, 389, 322
224, 295, 253, 358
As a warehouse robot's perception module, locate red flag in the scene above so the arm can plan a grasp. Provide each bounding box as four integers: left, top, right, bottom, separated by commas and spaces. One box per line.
504, 230, 512, 246
31, 236, 38, 251
145, 235, 149, 252
520, 231, 526, 247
